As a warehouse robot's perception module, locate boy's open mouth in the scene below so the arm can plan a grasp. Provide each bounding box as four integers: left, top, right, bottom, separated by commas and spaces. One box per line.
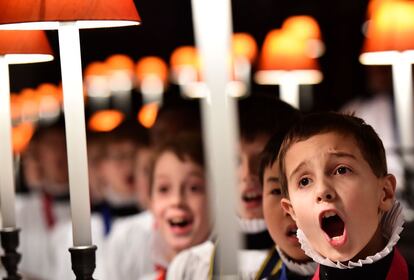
168, 217, 192, 228
241, 191, 262, 203
320, 210, 346, 246
168, 216, 194, 235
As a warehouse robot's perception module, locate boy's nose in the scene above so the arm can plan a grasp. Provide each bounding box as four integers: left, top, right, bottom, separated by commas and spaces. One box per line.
316, 180, 336, 203
171, 189, 186, 206
240, 158, 258, 181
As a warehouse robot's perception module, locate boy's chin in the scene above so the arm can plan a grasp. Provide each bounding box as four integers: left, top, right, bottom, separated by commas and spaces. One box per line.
318, 247, 358, 263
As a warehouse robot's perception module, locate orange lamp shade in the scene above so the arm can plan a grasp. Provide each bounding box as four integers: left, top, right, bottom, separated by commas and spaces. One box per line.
282, 15, 321, 41
12, 122, 35, 154
232, 33, 258, 63
10, 94, 22, 121
362, 1, 414, 53
20, 88, 40, 120
258, 29, 319, 71
84, 62, 109, 79
0, 0, 141, 29
170, 46, 200, 70
106, 54, 135, 73
0, 30, 53, 63
137, 102, 159, 128
37, 83, 61, 115
136, 56, 168, 84
170, 46, 201, 83
88, 110, 125, 132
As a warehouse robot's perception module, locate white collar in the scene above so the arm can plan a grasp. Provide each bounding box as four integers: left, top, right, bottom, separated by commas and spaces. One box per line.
150, 228, 173, 268
297, 200, 405, 269
238, 217, 268, 234
275, 246, 317, 276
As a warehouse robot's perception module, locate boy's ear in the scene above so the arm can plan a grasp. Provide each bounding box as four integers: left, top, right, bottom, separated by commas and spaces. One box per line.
281, 198, 296, 221
379, 174, 396, 212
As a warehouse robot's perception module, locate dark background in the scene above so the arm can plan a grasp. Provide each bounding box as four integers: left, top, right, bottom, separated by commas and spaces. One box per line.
9, 0, 371, 112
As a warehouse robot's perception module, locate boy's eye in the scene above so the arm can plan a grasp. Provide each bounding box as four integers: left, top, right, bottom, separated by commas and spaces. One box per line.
299, 177, 311, 188
156, 185, 169, 194
189, 184, 204, 193
334, 166, 350, 175
269, 188, 281, 196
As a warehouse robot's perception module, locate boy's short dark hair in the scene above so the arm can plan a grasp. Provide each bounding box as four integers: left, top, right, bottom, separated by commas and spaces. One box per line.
99, 120, 150, 156
148, 132, 204, 195
278, 112, 388, 197
238, 95, 301, 142
258, 130, 292, 187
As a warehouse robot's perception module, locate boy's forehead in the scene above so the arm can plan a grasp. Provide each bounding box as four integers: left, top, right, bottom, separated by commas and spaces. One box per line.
285, 132, 362, 163
240, 134, 270, 150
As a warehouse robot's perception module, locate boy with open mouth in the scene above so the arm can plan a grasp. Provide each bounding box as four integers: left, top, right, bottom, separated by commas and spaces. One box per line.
279, 112, 413, 279
257, 132, 316, 279
167, 95, 301, 279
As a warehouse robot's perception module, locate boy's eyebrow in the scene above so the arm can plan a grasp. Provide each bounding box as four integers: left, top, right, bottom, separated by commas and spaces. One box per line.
289, 161, 308, 182
288, 152, 357, 181
266, 176, 279, 184
329, 151, 357, 160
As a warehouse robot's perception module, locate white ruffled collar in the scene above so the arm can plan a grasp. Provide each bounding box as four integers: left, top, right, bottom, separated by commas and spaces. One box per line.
297, 200, 404, 269
238, 217, 268, 233
275, 246, 317, 276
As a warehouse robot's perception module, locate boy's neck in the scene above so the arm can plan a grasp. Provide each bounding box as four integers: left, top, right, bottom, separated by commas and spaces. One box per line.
351, 224, 386, 262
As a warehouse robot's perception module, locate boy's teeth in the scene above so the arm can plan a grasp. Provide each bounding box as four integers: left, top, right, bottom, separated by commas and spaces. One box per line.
171, 217, 185, 223
323, 211, 337, 218
332, 236, 342, 240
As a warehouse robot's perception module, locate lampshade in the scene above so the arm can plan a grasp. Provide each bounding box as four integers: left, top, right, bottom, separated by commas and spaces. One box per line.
106, 54, 135, 92
36, 83, 61, 120
360, 1, 414, 64
10, 94, 21, 123
282, 15, 321, 41
255, 29, 322, 85
0, 0, 141, 30
88, 110, 124, 132
0, 30, 53, 64
232, 33, 257, 63
84, 62, 109, 79
106, 54, 135, 73
19, 88, 40, 122
12, 122, 35, 154
170, 46, 201, 84
84, 62, 111, 99
136, 56, 168, 84
136, 56, 168, 102
282, 15, 324, 58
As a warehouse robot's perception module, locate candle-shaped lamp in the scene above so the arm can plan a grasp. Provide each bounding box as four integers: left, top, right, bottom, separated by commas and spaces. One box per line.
230, 33, 257, 97
37, 83, 61, 124
135, 56, 168, 129
84, 62, 111, 113
360, 1, 414, 169
135, 56, 168, 105
255, 16, 323, 109
0, 1, 141, 278
0, 29, 52, 280
106, 54, 135, 116
170, 46, 208, 98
